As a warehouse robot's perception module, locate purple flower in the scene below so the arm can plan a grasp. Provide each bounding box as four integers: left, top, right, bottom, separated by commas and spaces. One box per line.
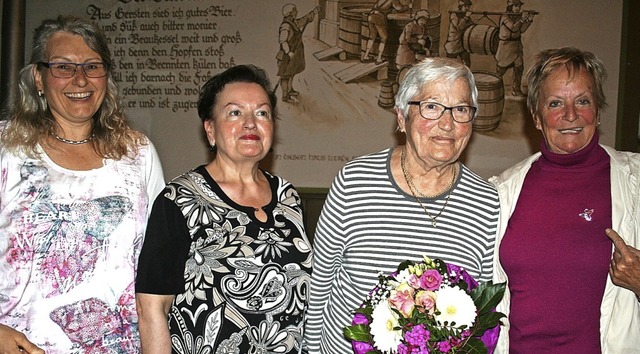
352, 340, 375, 354
446, 263, 478, 289
419, 269, 442, 290
446, 263, 463, 283
398, 343, 409, 354
480, 324, 501, 353
460, 269, 478, 289
438, 340, 452, 353
404, 324, 431, 346
352, 313, 370, 326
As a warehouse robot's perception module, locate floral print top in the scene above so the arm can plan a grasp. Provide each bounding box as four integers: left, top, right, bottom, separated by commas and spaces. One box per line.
136, 166, 312, 354
0, 123, 165, 353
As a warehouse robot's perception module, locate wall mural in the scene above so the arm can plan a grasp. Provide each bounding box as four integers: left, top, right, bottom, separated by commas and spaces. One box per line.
304, 0, 537, 132
24, 0, 622, 188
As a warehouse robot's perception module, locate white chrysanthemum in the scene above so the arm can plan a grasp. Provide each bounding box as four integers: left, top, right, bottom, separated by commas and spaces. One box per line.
369, 300, 402, 352
435, 287, 477, 328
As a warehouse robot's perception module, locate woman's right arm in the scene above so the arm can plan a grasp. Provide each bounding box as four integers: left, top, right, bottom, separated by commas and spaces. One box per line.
135, 188, 191, 354
0, 324, 44, 354
136, 293, 174, 354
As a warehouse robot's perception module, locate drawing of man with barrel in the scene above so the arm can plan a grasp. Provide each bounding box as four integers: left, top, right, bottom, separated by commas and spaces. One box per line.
444, 0, 473, 67
395, 9, 433, 67
495, 0, 536, 97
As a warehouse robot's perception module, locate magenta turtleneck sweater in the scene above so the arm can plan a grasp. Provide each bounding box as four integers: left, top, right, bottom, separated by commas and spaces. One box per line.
500, 134, 612, 353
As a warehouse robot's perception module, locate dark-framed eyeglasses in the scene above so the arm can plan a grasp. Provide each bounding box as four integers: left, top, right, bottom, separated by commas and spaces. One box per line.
38, 62, 108, 78
407, 101, 477, 123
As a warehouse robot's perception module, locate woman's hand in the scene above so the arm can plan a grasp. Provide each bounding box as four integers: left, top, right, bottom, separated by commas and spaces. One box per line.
606, 228, 640, 296
0, 324, 45, 354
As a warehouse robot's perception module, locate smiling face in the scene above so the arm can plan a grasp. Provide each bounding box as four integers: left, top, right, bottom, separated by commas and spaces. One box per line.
533, 66, 599, 154
397, 77, 473, 167
34, 32, 107, 128
204, 82, 274, 163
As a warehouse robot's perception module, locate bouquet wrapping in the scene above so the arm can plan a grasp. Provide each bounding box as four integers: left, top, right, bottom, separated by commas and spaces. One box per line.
343, 256, 506, 354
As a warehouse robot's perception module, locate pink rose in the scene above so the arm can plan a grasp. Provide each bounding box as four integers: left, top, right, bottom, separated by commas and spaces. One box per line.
419, 269, 442, 290
389, 283, 415, 317
407, 274, 421, 289
415, 290, 436, 314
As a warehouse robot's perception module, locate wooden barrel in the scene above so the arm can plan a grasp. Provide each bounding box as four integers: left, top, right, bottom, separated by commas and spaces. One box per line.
473, 71, 504, 131
378, 81, 396, 108
339, 6, 369, 57
462, 24, 498, 55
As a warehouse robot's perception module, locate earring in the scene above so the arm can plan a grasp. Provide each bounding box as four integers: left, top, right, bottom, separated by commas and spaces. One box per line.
209, 143, 216, 153
38, 90, 44, 97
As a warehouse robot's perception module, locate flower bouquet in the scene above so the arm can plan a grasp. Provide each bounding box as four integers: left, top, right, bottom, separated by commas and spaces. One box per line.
343, 256, 506, 354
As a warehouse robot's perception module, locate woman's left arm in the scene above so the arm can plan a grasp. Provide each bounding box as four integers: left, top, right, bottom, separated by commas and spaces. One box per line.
606, 228, 640, 296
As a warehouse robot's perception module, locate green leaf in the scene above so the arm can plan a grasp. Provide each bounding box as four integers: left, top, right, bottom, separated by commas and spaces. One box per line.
343, 324, 372, 342
475, 312, 506, 333
472, 281, 506, 315
397, 260, 413, 272
435, 259, 448, 275
354, 307, 373, 318
460, 337, 488, 354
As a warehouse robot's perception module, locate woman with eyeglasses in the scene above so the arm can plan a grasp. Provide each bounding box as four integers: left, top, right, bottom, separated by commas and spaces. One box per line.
305, 57, 500, 353
0, 16, 164, 353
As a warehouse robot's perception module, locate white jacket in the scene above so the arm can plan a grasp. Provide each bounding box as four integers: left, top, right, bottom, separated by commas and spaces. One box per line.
489, 145, 640, 353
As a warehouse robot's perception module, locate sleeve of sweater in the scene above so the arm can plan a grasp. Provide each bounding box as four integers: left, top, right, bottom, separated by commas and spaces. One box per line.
304, 168, 350, 352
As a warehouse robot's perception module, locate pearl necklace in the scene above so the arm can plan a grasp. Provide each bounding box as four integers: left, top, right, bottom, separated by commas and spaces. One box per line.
53, 133, 95, 145
400, 147, 456, 227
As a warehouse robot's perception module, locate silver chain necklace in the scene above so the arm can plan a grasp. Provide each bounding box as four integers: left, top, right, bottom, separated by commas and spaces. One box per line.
53, 133, 95, 145
400, 147, 456, 227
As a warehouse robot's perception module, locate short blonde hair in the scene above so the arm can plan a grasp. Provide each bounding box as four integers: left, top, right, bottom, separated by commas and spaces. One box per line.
526, 47, 607, 116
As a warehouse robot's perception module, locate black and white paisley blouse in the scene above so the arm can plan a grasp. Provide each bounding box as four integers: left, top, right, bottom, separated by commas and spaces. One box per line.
137, 166, 313, 354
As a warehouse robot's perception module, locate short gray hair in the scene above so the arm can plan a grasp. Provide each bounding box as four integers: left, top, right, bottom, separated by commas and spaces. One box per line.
394, 57, 478, 119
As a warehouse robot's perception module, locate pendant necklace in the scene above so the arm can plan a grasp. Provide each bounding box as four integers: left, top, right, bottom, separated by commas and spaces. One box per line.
400, 147, 456, 227
53, 132, 95, 145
